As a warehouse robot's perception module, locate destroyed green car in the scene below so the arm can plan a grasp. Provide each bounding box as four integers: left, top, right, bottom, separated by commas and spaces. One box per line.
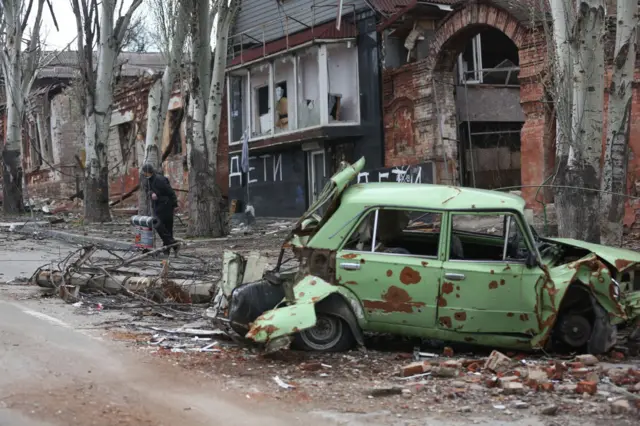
210, 158, 640, 353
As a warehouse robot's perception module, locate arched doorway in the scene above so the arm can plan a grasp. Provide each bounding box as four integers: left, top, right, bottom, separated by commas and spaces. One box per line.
425, 3, 550, 204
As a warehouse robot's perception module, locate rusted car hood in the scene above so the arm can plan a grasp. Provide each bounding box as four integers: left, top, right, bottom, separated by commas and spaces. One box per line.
547, 237, 640, 272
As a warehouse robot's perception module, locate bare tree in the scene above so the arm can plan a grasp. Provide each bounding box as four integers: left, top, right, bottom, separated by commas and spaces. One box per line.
70, 0, 144, 223
600, 0, 638, 245
0, 0, 46, 214
122, 13, 151, 53
186, 0, 239, 237
139, 0, 189, 215
550, 0, 606, 242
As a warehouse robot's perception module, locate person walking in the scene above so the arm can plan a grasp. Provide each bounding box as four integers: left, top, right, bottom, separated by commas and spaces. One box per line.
142, 163, 179, 255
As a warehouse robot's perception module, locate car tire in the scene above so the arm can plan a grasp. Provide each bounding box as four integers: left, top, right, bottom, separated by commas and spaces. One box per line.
294, 313, 355, 352
556, 313, 592, 349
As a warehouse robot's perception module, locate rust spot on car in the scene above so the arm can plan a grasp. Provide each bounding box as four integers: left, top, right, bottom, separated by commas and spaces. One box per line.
520, 313, 529, 321
442, 282, 454, 294
615, 259, 634, 270
454, 312, 467, 321
421, 261, 429, 267
341, 253, 358, 259
386, 269, 393, 277
471, 204, 476, 209
464, 337, 476, 342
310, 279, 317, 285
345, 281, 358, 285
311, 297, 320, 302
507, 312, 514, 317
490, 270, 495, 274
400, 266, 421, 285
292, 327, 300, 332
363, 286, 426, 313
503, 264, 511, 271
298, 292, 305, 298
439, 316, 452, 328
456, 286, 460, 291
489, 281, 499, 289
360, 259, 366, 264
246, 324, 279, 339
456, 294, 460, 298
438, 296, 447, 307
500, 279, 505, 286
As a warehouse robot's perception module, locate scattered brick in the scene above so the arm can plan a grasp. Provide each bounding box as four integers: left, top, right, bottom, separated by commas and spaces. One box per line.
575, 381, 597, 395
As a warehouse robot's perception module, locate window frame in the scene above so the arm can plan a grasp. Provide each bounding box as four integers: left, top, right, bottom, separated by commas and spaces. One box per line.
447, 210, 533, 264
338, 206, 445, 261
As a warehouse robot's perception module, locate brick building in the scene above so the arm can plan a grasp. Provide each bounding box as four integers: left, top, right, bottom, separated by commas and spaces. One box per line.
0, 52, 194, 211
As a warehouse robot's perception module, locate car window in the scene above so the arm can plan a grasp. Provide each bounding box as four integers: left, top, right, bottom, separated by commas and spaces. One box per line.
450, 213, 528, 262
343, 208, 442, 258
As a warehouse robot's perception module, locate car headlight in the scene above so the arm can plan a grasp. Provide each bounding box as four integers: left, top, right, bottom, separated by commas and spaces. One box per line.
611, 278, 621, 301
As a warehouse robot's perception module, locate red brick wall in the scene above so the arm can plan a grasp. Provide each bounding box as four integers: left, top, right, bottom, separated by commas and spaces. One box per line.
382, 2, 549, 205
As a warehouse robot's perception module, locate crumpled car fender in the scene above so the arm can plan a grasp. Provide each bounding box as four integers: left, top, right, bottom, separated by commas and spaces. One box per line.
246, 275, 363, 343
532, 253, 629, 349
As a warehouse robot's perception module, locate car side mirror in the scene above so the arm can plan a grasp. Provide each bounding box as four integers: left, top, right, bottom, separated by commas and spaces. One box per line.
525, 251, 538, 269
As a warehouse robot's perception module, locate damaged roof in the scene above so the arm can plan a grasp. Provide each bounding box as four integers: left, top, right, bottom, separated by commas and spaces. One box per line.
342, 183, 525, 211
37, 51, 167, 79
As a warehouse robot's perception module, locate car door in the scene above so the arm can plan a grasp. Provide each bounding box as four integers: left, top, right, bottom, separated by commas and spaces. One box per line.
335, 207, 444, 330
437, 211, 538, 334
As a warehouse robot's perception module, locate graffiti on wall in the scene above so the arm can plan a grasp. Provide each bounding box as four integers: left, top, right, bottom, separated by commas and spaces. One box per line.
229, 154, 283, 186
357, 163, 434, 185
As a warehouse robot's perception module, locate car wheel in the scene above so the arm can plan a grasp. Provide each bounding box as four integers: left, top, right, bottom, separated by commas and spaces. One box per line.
295, 313, 354, 352
557, 313, 592, 349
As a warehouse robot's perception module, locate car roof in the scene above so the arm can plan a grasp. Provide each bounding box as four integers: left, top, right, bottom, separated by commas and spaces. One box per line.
341, 183, 525, 212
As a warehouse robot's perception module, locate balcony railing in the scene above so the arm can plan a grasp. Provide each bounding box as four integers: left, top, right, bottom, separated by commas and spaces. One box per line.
227, 2, 358, 67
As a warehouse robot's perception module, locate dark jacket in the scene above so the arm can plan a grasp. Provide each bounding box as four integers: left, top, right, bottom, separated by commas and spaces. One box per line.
145, 173, 178, 210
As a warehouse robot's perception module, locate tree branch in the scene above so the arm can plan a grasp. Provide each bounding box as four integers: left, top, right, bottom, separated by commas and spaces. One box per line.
114, 0, 144, 45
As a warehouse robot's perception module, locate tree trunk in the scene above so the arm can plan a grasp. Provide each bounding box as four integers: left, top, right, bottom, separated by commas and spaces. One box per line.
555, 0, 606, 243
138, 3, 189, 216
83, 2, 120, 223
2, 72, 24, 214
186, 0, 238, 238
600, 0, 638, 246
0, 0, 45, 214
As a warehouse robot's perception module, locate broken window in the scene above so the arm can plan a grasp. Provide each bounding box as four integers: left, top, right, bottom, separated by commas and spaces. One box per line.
29, 120, 42, 168
296, 46, 320, 129
228, 71, 249, 142
457, 29, 519, 85
251, 63, 271, 137
450, 213, 528, 262
343, 208, 442, 258
327, 42, 359, 123
118, 122, 134, 168
274, 55, 295, 133
168, 108, 184, 155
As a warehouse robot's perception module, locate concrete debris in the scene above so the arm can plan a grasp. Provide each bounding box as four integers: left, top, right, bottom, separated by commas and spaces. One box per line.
541, 404, 559, 416
575, 354, 600, 366
610, 399, 633, 414
484, 350, 512, 373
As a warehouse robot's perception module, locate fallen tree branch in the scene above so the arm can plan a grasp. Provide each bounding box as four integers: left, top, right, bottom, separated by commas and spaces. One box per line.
114, 242, 181, 269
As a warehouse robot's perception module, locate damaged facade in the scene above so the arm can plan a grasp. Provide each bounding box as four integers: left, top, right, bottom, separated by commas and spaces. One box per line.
0, 52, 199, 212
218, 0, 640, 230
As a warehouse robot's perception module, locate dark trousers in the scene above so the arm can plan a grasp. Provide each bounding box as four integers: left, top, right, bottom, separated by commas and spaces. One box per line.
154, 205, 175, 247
